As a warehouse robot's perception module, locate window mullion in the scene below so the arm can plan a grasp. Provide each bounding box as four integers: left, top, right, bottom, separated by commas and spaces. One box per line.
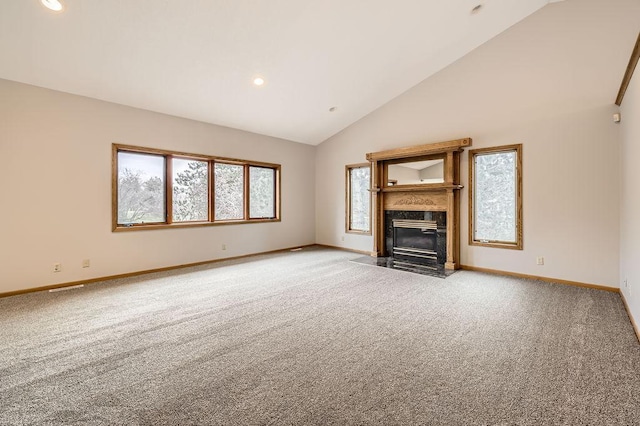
166, 155, 173, 224
208, 160, 214, 223
274, 168, 279, 219
244, 164, 250, 220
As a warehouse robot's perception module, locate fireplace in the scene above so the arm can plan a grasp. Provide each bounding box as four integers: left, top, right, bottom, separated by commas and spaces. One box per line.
367, 137, 470, 270
384, 211, 446, 272
393, 219, 438, 269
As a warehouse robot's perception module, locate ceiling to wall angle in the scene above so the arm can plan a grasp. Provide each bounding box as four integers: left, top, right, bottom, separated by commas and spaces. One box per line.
0, 0, 557, 145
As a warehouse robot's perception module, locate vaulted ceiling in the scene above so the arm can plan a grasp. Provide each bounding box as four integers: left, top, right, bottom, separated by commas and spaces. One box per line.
0, 0, 562, 145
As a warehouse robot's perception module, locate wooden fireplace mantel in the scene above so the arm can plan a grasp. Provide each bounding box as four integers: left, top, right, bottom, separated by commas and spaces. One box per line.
366, 137, 471, 270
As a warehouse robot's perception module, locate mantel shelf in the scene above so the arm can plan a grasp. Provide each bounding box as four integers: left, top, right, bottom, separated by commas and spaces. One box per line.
366, 137, 470, 162
380, 183, 463, 193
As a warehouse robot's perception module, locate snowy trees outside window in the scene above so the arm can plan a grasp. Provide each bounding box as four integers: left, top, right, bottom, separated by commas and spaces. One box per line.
249, 167, 276, 219
214, 163, 244, 220
470, 145, 522, 249
347, 164, 371, 233
114, 145, 280, 229
173, 159, 208, 222
117, 152, 166, 224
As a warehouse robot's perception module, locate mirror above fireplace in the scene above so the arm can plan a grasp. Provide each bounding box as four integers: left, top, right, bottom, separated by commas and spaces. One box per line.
387, 158, 444, 186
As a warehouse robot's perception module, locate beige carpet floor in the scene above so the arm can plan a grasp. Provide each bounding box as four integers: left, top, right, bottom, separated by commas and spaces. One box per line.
1, 247, 639, 425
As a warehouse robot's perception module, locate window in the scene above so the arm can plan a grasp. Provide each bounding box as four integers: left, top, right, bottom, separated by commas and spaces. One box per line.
214, 163, 244, 220
173, 158, 208, 222
249, 166, 276, 219
113, 144, 280, 230
117, 151, 166, 224
346, 163, 371, 234
469, 144, 522, 249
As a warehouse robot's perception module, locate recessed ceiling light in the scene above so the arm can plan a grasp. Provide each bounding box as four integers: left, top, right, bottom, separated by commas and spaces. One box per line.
253, 77, 265, 86
471, 4, 482, 13
41, 0, 64, 11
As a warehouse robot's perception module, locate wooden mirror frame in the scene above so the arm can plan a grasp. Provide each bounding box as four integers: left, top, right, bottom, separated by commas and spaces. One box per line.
383, 153, 447, 189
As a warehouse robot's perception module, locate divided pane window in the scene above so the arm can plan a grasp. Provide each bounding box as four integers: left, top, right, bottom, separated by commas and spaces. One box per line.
346, 164, 371, 234
469, 144, 522, 249
113, 144, 280, 230
172, 158, 209, 222
117, 151, 166, 225
249, 166, 276, 219
214, 163, 244, 220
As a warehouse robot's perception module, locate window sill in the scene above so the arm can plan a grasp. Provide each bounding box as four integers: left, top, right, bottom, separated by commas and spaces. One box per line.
346, 229, 372, 236
113, 218, 281, 232
469, 240, 522, 250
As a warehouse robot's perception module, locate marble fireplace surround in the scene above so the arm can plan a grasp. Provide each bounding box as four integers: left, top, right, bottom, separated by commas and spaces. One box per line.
366, 138, 471, 270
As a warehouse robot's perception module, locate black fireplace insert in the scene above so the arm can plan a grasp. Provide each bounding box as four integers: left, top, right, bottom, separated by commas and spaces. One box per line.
392, 219, 439, 269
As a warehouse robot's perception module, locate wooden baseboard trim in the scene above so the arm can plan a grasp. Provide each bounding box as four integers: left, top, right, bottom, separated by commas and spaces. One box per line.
315, 244, 375, 256
0, 244, 317, 299
459, 265, 619, 293
619, 292, 640, 344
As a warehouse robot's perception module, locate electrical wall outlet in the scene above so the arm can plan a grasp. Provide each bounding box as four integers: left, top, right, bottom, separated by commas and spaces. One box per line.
221, 244, 227, 251
53, 263, 62, 273
536, 257, 544, 266
341, 236, 345, 241
624, 279, 628, 288
82, 259, 90, 268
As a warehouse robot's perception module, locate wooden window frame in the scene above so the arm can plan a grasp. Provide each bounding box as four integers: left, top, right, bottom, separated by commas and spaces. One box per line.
212, 161, 246, 222
112, 144, 281, 231
345, 163, 372, 235
171, 156, 211, 224
248, 165, 278, 220
468, 144, 523, 250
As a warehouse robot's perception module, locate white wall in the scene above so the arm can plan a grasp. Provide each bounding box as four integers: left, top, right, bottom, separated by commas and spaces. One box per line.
316, 0, 640, 287
419, 163, 443, 181
0, 79, 316, 294
620, 59, 640, 324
